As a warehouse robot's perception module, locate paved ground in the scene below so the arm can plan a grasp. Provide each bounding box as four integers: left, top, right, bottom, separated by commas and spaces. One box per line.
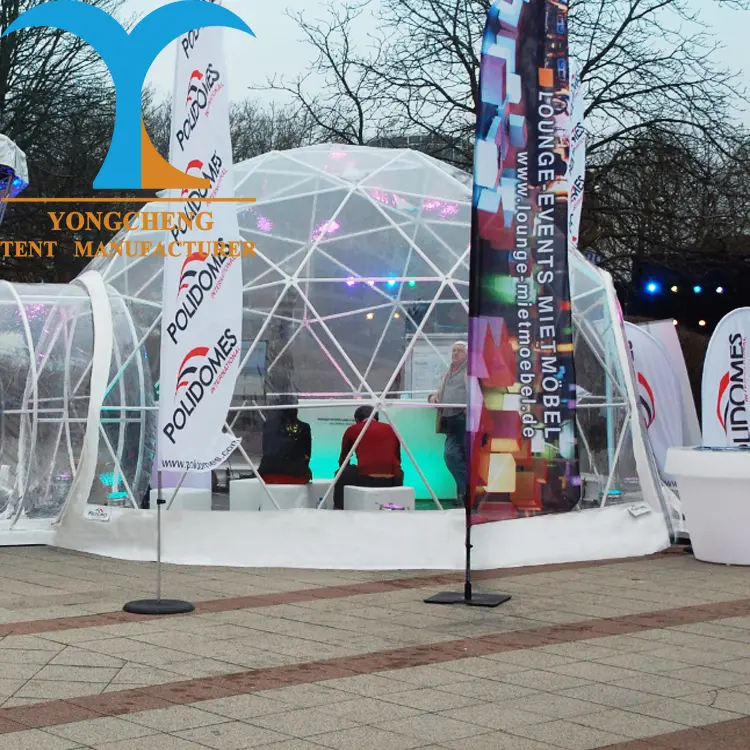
0, 546, 749, 749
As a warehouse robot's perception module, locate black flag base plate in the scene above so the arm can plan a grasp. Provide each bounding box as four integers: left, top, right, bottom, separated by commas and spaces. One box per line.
424, 592, 511, 608
123, 599, 195, 615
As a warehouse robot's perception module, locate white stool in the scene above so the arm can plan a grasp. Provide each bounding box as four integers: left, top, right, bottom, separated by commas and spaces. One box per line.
229, 478, 313, 511
343, 485, 415, 511
150, 487, 211, 511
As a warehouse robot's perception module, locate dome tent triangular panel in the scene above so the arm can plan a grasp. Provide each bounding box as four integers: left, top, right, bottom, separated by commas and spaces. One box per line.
0, 144, 671, 566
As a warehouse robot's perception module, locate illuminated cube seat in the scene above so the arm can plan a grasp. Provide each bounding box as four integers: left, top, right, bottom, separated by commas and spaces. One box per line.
229, 478, 313, 511
149, 487, 211, 511
343, 485, 415, 511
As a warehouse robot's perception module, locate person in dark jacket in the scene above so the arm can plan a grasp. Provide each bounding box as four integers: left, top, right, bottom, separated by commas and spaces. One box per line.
257, 402, 312, 484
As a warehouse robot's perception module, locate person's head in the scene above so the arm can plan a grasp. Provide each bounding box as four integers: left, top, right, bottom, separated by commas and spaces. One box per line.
274, 394, 298, 422
451, 341, 468, 367
354, 405, 379, 423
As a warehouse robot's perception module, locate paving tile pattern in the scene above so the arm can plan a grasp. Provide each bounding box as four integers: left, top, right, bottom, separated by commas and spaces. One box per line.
0, 546, 748, 748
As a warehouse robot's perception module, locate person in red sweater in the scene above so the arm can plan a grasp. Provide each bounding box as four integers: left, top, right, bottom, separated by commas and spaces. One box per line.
333, 405, 403, 510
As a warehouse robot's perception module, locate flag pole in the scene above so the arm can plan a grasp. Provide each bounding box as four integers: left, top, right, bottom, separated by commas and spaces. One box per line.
429, 0, 577, 607
124, 469, 194, 615
424, 490, 511, 607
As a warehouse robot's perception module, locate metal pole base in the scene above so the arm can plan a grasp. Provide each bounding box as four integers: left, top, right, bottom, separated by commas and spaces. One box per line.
123, 599, 195, 615
424, 591, 511, 608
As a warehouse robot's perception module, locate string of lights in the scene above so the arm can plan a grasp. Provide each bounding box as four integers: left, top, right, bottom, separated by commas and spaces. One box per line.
640, 277, 732, 332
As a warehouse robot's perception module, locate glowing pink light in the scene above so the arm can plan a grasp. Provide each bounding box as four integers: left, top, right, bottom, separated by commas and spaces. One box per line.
368, 188, 406, 208
256, 216, 273, 232
312, 219, 341, 241
422, 199, 459, 217
346, 278, 356, 287
18, 303, 46, 321
329, 151, 347, 159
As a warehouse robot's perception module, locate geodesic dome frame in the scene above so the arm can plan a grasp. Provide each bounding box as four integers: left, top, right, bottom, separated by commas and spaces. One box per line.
0, 144, 673, 540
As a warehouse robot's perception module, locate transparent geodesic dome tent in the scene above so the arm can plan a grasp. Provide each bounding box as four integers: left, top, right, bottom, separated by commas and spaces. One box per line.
98, 144, 475, 507
0, 144, 670, 534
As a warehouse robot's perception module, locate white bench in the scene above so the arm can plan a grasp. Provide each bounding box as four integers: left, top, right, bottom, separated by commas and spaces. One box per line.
229, 478, 314, 511
149, 487, 212, 511
343, 485, 415, 511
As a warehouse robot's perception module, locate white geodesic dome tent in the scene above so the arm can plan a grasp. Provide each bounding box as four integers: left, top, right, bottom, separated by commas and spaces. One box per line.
0, 144, 674, 565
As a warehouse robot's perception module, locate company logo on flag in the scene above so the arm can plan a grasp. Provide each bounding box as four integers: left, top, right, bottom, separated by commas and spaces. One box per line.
156, 0, 246, 471
164, 329, 240, 444
626, 322, 684, 483
703, 310, 750, 448
176, 63, 224, 151
716, 334, 749, 439
637, 372, 657, 429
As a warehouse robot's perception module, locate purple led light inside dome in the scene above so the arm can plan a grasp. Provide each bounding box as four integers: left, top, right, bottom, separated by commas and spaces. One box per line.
312, 219, 341, 241
18, 303, 46, 321
256, 216, 273, 232
369, 188, 395, 206
422, 199, 459, 217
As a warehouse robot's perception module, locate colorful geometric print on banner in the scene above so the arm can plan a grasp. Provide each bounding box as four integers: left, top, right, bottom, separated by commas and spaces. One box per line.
157, 1, 244, 472
467, 0, 580, 522
702, 308, 750, 448
624, 323, 684, 485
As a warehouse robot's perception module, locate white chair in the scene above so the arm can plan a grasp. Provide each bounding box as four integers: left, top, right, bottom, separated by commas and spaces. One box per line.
229, 478, 313, 511
343, 485, 415, 511
150, 487, 212, 511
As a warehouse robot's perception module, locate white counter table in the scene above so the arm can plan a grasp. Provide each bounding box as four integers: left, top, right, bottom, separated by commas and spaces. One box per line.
666, 446, 750, 565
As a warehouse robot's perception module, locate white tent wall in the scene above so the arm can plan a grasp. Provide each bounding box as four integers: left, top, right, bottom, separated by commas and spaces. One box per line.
56, 272, 114, 533
0, 145, 672, 566
639, 319, 701, 447
601, 269, 676, 538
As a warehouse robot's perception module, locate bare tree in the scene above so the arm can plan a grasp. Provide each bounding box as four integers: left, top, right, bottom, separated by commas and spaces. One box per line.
0, 0, 137, 282
274, 0, 750, 279
229, 100, 317, 160
585, 131, 750, 281
263, 1, 390, 145
276, 0, 749, 159
144, 95, 317, 162
0, 0, 125, 158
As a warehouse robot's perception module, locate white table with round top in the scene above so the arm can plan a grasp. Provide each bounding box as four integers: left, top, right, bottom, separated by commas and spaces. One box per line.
666, 446, 750, 565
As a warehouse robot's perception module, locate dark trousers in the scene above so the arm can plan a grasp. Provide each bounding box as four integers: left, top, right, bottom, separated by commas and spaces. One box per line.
333, 465, 403, 510
443, 413, 467, 504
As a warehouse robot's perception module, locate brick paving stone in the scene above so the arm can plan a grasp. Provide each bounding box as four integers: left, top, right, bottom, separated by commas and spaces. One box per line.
0, 547, 749, 750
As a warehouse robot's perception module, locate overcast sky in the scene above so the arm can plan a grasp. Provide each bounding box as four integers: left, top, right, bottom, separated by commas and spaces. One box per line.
132, 0, 749, 118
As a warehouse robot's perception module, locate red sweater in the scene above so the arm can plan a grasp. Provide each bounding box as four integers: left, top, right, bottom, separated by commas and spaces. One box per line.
340, 421, 402, 476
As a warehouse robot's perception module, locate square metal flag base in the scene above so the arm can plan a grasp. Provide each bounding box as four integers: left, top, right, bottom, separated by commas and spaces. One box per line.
123, 599, 195, 615
424, 592, 511, 608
